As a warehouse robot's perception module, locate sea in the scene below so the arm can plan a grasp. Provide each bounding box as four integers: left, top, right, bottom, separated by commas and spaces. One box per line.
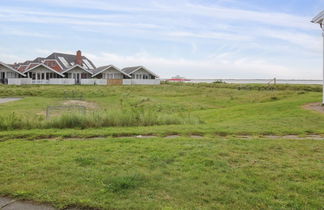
163, 79, 323, 85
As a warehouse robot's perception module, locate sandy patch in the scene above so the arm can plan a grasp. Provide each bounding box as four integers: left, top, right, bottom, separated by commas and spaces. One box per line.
303, 102, 324, 114
63, 100, 98, 109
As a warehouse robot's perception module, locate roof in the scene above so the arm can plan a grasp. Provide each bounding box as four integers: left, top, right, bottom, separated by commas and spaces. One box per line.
92, 65, 131, 78
33, 57, 45, 63
24, 63, 64, 77
62, 64, 94, 75
121, 66, 159, 78
46, 52, 96, 70
121, 66, 142, 74
312, 11, 324, 24
26, 63, 39, 70
0, 62, 26, 76
17, 65, 28, 73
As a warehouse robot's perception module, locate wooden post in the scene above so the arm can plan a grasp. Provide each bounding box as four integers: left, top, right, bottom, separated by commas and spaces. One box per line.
322, 32, 324, 105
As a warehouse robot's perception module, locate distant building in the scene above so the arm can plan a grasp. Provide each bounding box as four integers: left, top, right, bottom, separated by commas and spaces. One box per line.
0, 51, 160, 85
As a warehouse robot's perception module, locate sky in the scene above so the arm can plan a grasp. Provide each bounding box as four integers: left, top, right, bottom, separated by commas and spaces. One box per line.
0, 0, 324, 79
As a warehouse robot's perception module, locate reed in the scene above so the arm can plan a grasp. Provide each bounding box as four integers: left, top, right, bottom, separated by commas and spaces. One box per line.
0, 109, 200, 130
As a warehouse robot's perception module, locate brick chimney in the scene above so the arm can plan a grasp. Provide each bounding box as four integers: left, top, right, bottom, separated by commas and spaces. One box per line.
75, 50, 83, 66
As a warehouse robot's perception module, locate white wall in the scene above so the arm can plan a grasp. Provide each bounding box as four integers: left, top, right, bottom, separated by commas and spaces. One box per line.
49, 79, 75, 85
98, 68, 124, 79
0, 66, 21, 79
27, 66, 62, 79
130, 68, 156, 79
65, 67, 92, 78
32, 80, 49, 85
123, 79, 160, 85
81, 79, 107, 85
8, 78, 32, 85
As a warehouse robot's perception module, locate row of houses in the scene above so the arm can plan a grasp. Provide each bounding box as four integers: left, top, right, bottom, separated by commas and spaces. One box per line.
0, 51, 160, 85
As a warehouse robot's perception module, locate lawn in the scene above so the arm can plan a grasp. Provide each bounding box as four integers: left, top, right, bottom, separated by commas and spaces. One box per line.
0, 83, 323, 209
0, 83, 323, 136
0, 137, 323, 209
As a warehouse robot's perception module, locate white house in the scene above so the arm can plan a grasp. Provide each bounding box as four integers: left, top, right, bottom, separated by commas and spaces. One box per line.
2, 51, 160, 85
0, 62, 25, 84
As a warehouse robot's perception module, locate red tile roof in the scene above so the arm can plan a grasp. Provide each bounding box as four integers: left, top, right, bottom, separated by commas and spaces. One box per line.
43, 60, 63, 72
17, 65, 28, 72
26, 63, 39, 70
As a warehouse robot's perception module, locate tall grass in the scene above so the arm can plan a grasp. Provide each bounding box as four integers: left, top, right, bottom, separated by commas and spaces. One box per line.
0, 109, 200, 130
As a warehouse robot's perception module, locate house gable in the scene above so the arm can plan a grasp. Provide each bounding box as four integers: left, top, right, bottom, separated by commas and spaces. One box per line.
92, 65, 130, 78
25, 64, 64, 77
62, 65, 93, 75
0, 62, 26, 77
123, 66, 158, 79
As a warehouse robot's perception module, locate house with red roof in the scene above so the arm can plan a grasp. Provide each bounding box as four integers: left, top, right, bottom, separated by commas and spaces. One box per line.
0, 51, 160, 85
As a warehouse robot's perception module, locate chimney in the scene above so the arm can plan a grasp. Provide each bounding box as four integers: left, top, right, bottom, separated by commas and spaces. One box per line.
76, 50, 83, 66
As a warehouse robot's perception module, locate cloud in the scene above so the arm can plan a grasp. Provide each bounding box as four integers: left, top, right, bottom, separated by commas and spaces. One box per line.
0, 28, 55, 38
167, 31, 251, 41
259, 29, 322, 53
184, 2, 315, 30
0, 0, 322, 79
11, 0, 317, 31
86, 51, 318, 79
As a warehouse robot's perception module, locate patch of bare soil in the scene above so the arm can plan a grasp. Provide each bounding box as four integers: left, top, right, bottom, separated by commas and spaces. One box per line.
303, 102, 324, 114
63, 100, 98, 109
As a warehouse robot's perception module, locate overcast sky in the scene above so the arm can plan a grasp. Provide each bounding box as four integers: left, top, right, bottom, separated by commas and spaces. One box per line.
0, 0, 323, 79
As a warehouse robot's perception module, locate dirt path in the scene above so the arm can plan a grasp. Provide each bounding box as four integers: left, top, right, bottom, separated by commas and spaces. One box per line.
303, 102, 324, 114
0, 98, 22, 104
2, 134, 321, 142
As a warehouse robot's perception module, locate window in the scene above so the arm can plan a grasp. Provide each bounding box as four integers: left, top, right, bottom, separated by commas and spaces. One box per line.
81, 73, 88, 79
58, 57, 70, 68
83, 60, 93, 69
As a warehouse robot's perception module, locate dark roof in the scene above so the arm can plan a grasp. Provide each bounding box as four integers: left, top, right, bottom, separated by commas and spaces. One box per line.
121, 66, 142, 74
46, 52, 96, 70
93, 65, 131, 77
92, 65, 110, 75
33, 57, 45, 63
122, 66, 159, 78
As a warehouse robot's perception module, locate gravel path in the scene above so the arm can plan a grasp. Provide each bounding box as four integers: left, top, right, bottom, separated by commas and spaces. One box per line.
0, 197, 80, 210
0, 98, 22, 104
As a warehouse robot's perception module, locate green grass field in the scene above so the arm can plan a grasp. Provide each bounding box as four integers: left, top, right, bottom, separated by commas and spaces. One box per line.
0, 83, 323, 209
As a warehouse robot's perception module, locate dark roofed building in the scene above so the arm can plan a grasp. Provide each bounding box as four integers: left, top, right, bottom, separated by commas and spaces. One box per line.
122, 66, 158, 79
92, 65, 130, 80
46, 50, 96, 70
3, 50, 160, 85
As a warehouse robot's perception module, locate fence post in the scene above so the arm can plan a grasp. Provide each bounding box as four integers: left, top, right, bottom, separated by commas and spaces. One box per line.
46, 106, 49, 120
